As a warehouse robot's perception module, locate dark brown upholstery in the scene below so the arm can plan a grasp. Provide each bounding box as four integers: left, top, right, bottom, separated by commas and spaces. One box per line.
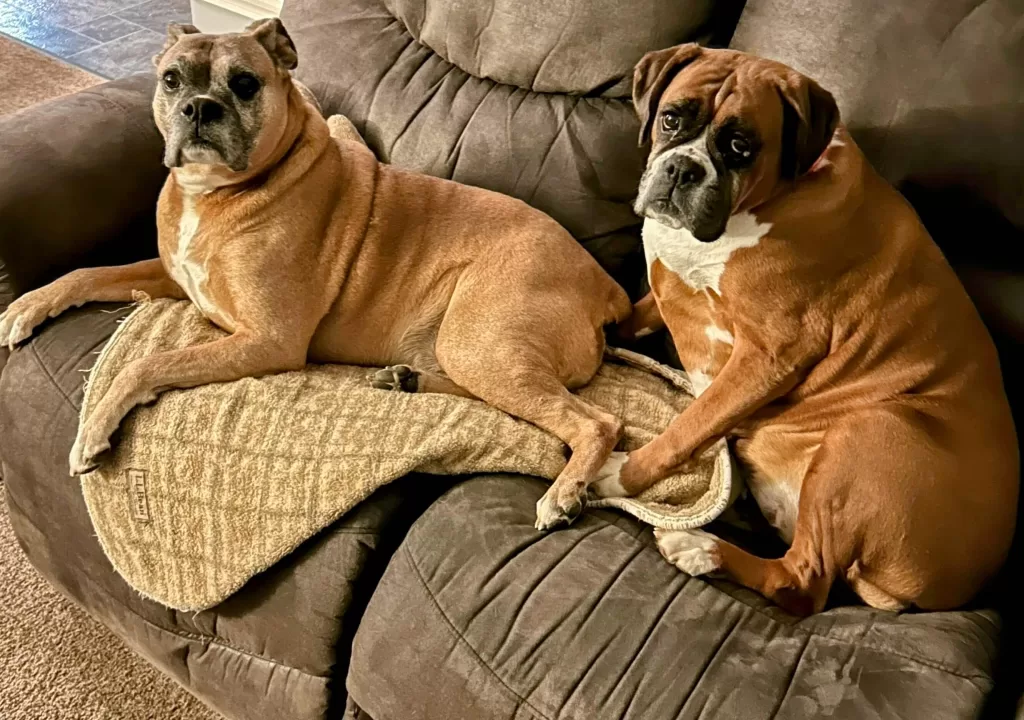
349, 476, 1000, 720
0, 1, 1020, 718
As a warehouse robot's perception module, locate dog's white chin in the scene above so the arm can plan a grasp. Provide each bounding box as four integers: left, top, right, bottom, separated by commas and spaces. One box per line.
180, 145, 226, 165
635, 200, 685, 230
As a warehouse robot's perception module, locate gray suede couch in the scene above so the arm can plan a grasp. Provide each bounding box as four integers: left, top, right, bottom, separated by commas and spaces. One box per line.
1, 1, 1022, 719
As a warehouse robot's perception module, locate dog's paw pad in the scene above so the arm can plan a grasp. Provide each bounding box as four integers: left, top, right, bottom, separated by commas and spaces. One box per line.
369, 365, 419, 392
589, 451, 630, 498
654, 528, 722, 576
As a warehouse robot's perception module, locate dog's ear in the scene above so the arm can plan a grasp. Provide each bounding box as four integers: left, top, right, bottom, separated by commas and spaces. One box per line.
776, 73, 839, 178
247, 18, 298, 71
153, 23, 200, 66
632, 43, 703, 146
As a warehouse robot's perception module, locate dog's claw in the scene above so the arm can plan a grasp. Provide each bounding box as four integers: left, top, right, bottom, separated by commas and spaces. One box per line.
0, 308, 36, 350
68, 433, 109, 476
368, 365, 419, 392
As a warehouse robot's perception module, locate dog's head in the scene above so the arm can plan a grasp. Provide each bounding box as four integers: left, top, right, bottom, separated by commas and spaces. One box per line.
631, 45, 839, 241
152, 18, 299, 175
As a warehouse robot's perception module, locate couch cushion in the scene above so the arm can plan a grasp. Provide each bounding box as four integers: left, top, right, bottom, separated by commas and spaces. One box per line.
282, 0, 744, 290
0, 305, 453, 720
348, 475, 1000, 720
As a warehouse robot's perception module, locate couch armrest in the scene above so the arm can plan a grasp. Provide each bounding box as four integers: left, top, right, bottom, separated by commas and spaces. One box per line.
0, 74, 166, 300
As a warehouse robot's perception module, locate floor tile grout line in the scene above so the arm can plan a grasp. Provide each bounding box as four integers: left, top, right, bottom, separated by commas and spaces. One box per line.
73, 15, 150, 43
68, 26, 161, 60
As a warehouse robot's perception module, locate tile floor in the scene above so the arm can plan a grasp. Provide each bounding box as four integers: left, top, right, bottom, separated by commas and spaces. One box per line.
0, 0, 190, 79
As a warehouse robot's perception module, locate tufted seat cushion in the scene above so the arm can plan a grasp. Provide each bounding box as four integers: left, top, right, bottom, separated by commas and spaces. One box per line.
282, 0, 744, 289
347, 476, 1001, 720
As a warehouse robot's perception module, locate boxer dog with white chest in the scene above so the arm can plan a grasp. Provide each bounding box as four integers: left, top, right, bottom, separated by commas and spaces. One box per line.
597, 44, 1019, 615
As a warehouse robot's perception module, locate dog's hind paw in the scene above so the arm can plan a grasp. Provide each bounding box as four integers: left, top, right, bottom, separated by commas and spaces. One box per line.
368, 365, 419, 392
535, 483, 586, 531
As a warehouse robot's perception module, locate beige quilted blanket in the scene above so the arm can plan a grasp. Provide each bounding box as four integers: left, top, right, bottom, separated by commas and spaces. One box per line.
77, 298, 735, 610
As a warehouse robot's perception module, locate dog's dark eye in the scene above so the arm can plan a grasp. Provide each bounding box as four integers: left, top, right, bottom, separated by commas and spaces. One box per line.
661, 111, 681, 133
729, 136, 751, 157
162, 71, 181, 91
228, 73, 261, 101
719, 130, 757, 166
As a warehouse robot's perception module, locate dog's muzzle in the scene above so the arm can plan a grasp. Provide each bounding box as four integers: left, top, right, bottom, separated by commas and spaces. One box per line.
636, 146, 731, 242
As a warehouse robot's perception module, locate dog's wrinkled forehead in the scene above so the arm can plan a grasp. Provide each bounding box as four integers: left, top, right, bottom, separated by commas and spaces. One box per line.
157, 33, 276, 83
649, 53, 781, 150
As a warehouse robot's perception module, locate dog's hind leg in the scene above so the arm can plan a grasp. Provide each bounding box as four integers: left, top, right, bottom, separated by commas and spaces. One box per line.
433, 326, 623, 529
476, 371, 622, 530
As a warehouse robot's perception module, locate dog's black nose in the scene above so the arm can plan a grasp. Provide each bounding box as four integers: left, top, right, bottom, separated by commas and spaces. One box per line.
181, 97, 223, 125
664, 156, 705, 186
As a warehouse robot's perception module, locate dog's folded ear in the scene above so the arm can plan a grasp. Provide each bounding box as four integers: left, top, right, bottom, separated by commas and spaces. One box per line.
247, 18, 298, 71
153, 23, 200, 67
632, 43, 703, 146
776, 74, 840, 178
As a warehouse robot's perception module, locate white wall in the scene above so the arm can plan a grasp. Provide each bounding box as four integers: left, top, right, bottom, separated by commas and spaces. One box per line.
191, 0, 283, 33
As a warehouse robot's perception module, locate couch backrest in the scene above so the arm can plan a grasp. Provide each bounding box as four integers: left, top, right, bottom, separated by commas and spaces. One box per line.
283, 0, 746, 291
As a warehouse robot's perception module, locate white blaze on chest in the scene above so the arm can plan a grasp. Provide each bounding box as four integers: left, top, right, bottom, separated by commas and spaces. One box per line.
642, 211, 772, 295
749, 479, 801, 545
704, 324, 734, 345
687, 368, 713, 397
169, 191, 233, 329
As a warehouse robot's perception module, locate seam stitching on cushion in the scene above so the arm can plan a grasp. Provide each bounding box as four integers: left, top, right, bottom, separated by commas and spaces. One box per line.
526, 95, 583, 206
601, 575, 684, 705
389, 60, 451, 157
28, 342, 76, 409
766, 634, 814, 720
445, 79, 498, 172
677, 602, 751, 715
4, 488, 329, 681
401, 542, 556, 720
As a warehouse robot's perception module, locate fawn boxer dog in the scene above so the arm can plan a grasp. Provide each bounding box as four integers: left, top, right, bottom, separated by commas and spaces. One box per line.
596, 44, 1019, 614
0, 19, 633, 530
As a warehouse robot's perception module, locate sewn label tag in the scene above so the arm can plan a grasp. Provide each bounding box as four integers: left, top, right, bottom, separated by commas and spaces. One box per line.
127, 469, 151, 523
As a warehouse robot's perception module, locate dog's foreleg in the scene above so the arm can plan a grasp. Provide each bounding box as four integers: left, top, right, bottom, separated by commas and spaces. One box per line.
614, 333, 817, 495
69, 331, 304, 474
614, 291, 665, 341
0, 259, 185, 349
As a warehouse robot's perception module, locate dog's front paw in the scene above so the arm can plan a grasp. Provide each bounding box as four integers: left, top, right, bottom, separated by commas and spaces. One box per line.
535, 483, 586, 531
0, 293, 54, 350
68, 424, 112, 476
654, 528, 722, 576
368, 365, 419, 392
589, 451, 631, 498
